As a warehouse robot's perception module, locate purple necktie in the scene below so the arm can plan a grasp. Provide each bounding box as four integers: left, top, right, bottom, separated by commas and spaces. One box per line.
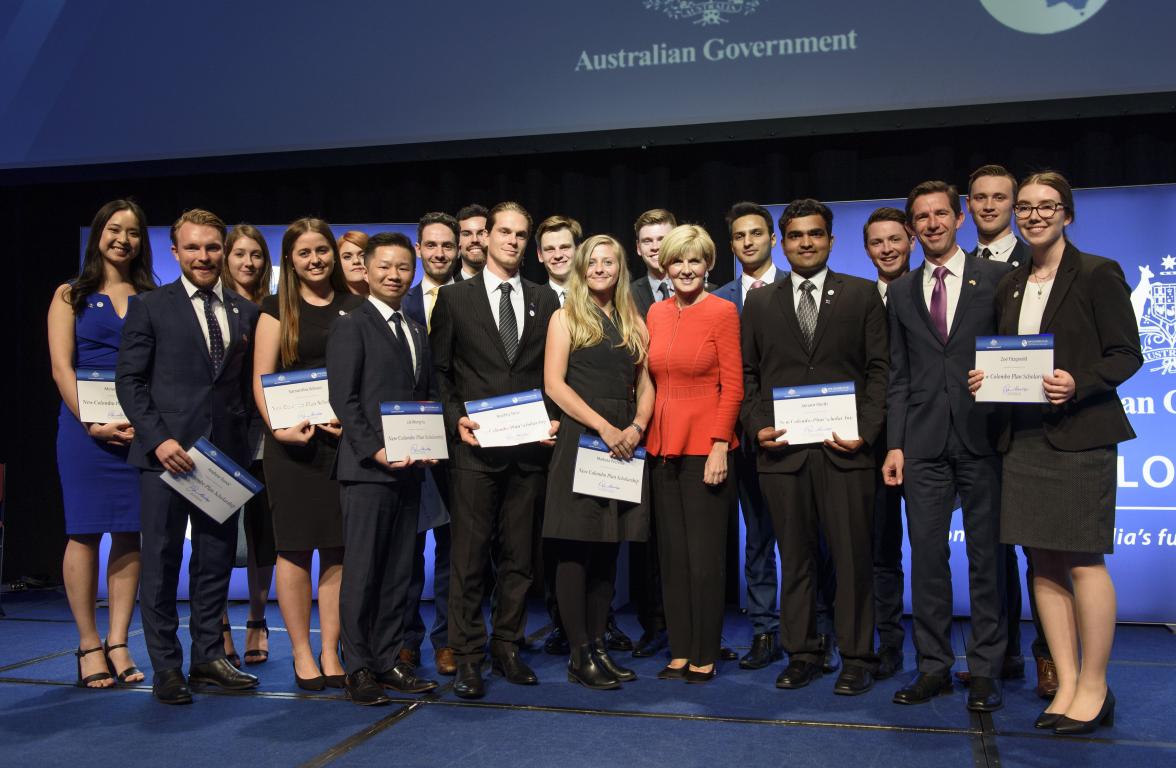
930, 265, 949, 342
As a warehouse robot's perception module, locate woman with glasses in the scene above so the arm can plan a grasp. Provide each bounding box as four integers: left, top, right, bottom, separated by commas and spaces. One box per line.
970, 171, 1142, 735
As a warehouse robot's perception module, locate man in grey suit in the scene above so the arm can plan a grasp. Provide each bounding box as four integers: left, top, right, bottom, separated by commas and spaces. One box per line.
884, 181, 1011, 712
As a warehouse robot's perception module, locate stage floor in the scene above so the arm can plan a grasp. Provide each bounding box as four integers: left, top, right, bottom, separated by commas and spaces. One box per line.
1, 590, 1173, 767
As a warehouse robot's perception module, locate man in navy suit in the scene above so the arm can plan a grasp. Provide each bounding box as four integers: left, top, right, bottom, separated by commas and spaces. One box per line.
884, 181, 1011, 712
116, 209, 260, 704
400, 212, 461, 676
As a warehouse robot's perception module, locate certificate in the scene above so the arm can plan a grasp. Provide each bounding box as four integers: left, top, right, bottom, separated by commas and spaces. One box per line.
974, 335, 1053, 403
76, 368, 126, 423
572, 434, 646, 504
160, 437, 264, 524
381, 401, 449, 461
260, 368, 336, 429
772, 382, 860, 446
464, 389, 551, 448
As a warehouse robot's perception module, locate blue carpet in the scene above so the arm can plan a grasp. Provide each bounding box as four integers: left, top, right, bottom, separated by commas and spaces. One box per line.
996, 734, 1176, 766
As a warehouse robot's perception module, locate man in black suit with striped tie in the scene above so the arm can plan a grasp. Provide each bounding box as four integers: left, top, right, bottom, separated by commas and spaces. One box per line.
430, 201, 560, 699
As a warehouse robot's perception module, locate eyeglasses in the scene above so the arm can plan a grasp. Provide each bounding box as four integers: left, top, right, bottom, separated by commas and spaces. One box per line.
1013, 202, 1066, 219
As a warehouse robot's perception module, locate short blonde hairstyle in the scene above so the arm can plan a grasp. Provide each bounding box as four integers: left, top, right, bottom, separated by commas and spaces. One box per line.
170, 208, 225, 245
658, 224, 715, 272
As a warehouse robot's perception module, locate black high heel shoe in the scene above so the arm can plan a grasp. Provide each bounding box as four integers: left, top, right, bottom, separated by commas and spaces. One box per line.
1054, 689, 1115, 735
1034, 710, 1063, 729
75, 646, 113, 689
293, 659, 326, 691
319, 653, 346, 689
243, 619, 269, 665
103, 640, 143, 685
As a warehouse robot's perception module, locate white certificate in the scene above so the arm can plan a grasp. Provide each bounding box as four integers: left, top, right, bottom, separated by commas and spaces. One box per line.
261, 368, 336, 429
160, 437, 263, 524
76, 369, 126, 423
464, 389, 551, 448
772, 382, 860, 446
974, 335, 1053, 403
381, 401, 450, 461
572, 434, 646, 504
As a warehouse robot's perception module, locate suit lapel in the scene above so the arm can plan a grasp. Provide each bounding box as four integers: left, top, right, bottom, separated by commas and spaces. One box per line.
946, 258, 978, 344
809, 270, 843, 352
908, 265, 941, 347
516, 281, 542, 364
774, 276, 807, 350
468, 274, 510, 364
1040, 243, 1079, 332
216, 290, 244, 381
365, 301, 414, 372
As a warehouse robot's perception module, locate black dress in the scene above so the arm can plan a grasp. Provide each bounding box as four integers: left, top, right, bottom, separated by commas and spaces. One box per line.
261, 292, 364, 551
543, 311, 649, 543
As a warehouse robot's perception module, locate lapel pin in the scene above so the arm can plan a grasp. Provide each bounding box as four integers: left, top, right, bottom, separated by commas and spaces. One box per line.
1013, 290, 1020, 298
827, 289, 834, 295
97, 300, 104, 307
528, 310, 535, 317
232, 306, 239, 314
338, 309, 346, 315
968, 279, 976, 286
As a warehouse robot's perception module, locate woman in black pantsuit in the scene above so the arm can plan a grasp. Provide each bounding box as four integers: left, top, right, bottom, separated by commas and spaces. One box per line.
543, 234, 653, 689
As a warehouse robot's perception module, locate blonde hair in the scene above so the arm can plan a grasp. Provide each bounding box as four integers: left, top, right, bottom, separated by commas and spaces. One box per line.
658, 224, 716, 272
563, 234, 647, 364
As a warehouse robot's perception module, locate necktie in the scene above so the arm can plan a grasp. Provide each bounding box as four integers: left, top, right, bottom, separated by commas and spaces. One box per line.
750, 279, 765, 290
797, 280, 817, 351
390, 311, 416, 377
197, 288, 225, 375
498, 283, 519, 364
981, 247, 992, 260
425, 286, 438, 332
558, 289, 566, 307
657, 281, 671, 300
930, 265, 949, 342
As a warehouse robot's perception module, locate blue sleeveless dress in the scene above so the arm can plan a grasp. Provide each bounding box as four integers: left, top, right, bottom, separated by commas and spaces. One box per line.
56, 293, 141, 534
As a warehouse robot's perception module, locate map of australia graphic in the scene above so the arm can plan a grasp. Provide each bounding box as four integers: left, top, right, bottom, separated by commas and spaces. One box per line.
1047, 0, 1089, 9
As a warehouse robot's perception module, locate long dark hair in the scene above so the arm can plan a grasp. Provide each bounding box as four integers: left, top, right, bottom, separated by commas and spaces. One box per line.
278, 217, 346, 368
70, 199, 156, 315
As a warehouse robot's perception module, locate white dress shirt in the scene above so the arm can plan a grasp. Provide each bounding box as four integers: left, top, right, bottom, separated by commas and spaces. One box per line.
790, 267, 829, 318
547, 281, 567, 307
977, 232, 1018, 263
741, 263, 777, 305
647, 275, 673, 301
483, 269, 524, 340
421, 274, 453, 328
180, 274, 229, 353
876, 279, 889, 305
367, 295, 418, 373
921, 247, 967, 336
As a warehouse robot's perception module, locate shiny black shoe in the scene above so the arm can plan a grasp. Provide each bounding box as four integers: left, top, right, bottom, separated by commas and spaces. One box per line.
188, 658, 260, 690
346, 668, 391, 706
292, 659, 325, 691
632, 629, 668, 658
719, 646, 739, 661
656, 663, 689, 680
818, 634, 841, 674
739, 633, 783, 670
1034, 710, 1064, 730
834, 665, 874, 696
152, 668, 192, 705
1054, 689, 1115, 736
319, 654, 345, 689
875, 645, 903, 680
967, 676, 1004, 712
590, 638, 636, 682
775, 659, 823, 689
685, 665, 717, 684
379, 661, 439, 694
567, 644, 621, 690
490, 648, 539, 685
893, 672, 953, 705
543, 626, 570, 656
605, 617, 634, 652
453, 661, 486, 699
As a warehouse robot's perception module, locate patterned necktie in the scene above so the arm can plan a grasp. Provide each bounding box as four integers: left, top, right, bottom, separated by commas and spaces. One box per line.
930, 265, 949, 342
498, 282, 519, 364
657, 281, 671, 300
197, 288, 225, 375
797, 280, 817, 351
390, 311, 415, 376
425, 286, 438, 332
981, 247, 993, 260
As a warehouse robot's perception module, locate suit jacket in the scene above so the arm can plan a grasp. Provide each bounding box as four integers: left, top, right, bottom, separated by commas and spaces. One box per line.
631, 276, 718, 318
116, 278, 259, 470
970, 239, 1028, 269
741, 269, 889, 473
429, 272, 560, 472
994, 242, 1142, 451
403, 283, 426, 328
326, 299, 436, 483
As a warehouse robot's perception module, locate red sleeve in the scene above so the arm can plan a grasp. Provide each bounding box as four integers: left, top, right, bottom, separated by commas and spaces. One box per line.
710, 300, 744, 446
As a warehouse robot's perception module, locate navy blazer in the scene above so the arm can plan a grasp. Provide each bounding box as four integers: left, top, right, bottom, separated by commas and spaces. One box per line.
326, 299, 436, 483
402, 283, 426, 328
969, 238, 1029, 269
886, 253, 1011, 459
116, 278, 259, 470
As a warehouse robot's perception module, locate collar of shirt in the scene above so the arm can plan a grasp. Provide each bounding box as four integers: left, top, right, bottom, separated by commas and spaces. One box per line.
366, 294, 403, 322
741, 263, 777, 294
790, 266, 828, 297
647, 274, 671, 297
483, 269, 523, 301
181, 274, 224, 303
924, 247, 967, 284
978, 232, 1018, 261
421, 274, 453, 293
547, 281, 566, 298
460, 266, 478, 280
876, 279, 888, 301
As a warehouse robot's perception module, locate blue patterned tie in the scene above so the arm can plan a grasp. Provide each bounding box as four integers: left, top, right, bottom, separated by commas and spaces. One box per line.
198, 288, 225, 375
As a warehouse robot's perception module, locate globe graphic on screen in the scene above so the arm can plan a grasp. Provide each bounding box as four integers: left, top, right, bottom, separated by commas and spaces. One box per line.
980, 0, 1109, 34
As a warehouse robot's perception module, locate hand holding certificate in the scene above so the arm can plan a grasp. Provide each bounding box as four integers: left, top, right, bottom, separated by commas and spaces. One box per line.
381, 401, 449, 461
160, 437, 264, 523
772, 382, 860, 446
261, 368, 336, 429
974, 335, 1053, 403
572, 434, 646, 504
464, 389, 552, 448
76, 368, 127, 423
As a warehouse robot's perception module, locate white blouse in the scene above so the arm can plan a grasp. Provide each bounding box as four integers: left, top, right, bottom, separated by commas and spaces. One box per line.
1017, 278, 1054, 335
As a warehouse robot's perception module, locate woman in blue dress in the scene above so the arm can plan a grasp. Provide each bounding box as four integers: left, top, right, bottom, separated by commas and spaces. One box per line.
48, 200, 156, 688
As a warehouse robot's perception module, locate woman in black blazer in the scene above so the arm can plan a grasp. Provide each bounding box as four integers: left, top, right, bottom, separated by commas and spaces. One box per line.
971, 172, 1142, 736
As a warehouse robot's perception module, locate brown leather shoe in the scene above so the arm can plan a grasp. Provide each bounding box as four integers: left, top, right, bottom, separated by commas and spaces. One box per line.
434, 647, 457, 676
399, 648, 421, 668
1034, 656, 1059, 699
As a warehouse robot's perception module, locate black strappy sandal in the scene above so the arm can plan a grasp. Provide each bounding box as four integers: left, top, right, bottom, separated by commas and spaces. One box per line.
103, 640, 143, 685
222, 622, 241, 667
244, 619, 270, 665
75, 646, 113, 689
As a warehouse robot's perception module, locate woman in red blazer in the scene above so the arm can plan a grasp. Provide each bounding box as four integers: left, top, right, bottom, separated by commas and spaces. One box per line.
645, 224, 742, 683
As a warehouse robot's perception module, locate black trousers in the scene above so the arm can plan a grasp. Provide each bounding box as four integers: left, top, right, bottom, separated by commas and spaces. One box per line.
339, 480, 419, 676
651, 455, 732, 666
551, 539, 619, 647
761, 450, 877, 668
138, 471, 237, 673
905, 429, 1007, 677
447, 465, 543, 664
873, 473, 906, 652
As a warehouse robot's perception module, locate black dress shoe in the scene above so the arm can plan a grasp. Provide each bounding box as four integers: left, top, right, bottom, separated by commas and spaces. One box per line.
319, 654, 345, 689
685, 666, 717, 684
656, 663, 689, 680
346, 668, 391, 706
590, 638, 636, 682
893, 672, 953, 705
967, 676, 1003, 712
605, 617, 634, 651
543, 626, 570, 656
378, 662, 439, 694
152, 668, 192, 705
293, 659, 325, 692
818, 634, 841, 674
1001, 655, 1026, 680
834, 665, 874, 696
567, 644, 620, 690
875, 646, 903, 680
490, 648, 538, 685
453, 661, 486, 699
188, 658, 260, 690
631, 629, 668, 658
1034, 709, 1064, 730
719, 646, 738, 661
1054, 689, 1115, 736
775, 659, 823, 689
739, 633, 783, 670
